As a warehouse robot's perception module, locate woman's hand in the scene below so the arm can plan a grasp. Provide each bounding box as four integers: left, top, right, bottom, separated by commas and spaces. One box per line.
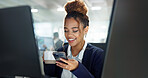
56, 58, 79, 71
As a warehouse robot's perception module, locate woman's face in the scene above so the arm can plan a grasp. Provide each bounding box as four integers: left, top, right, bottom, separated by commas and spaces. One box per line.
64, 17, 88, 47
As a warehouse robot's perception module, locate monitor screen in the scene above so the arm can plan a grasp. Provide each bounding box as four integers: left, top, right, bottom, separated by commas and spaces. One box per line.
102, 0, 148, 78
0, 6, 44, 77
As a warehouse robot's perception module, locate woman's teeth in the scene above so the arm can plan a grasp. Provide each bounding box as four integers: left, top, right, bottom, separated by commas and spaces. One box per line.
69, 39, 75, 41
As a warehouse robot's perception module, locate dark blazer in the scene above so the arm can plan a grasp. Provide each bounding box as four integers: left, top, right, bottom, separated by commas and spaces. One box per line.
44, 43, 104, 78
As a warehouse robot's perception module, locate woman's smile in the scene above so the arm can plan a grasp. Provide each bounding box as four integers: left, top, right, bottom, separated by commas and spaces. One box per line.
68, 38, 76, 43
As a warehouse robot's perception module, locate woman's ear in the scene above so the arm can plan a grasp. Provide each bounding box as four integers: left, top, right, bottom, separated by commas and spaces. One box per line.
84, 26, 89, 34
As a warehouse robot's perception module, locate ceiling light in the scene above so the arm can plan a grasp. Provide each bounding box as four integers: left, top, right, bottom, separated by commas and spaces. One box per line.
31, 9, 38, 13
91, 7, 102, 10
57, 7, 64, 11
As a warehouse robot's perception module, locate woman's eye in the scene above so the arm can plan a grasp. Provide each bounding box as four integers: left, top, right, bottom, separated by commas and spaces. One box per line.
64, 30, 68, 32
73, 30, 78, 33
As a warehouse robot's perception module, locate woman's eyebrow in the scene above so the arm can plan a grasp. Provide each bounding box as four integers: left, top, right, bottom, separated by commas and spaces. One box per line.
64, 27, 78, 29
64, 27, 67, 29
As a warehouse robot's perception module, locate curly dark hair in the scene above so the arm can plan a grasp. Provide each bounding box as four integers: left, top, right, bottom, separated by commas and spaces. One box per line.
64, 0, 89, 28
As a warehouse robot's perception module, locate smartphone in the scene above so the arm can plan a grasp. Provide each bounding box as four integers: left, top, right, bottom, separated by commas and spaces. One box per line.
52, 52, 68, 64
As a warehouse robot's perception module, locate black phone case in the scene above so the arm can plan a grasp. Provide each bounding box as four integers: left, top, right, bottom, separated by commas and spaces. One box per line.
52, 52, 68, 64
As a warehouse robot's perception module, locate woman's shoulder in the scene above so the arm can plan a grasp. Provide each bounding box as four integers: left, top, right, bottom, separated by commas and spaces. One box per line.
85, 43, 105, 61
84, 43, 104, 59
87, 43, 104, 53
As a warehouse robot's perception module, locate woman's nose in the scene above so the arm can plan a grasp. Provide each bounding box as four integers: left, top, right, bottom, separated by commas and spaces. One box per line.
67, 31, 73, 36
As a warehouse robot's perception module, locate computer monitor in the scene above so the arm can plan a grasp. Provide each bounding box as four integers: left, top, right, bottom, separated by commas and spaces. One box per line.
102, 0, 148, 78
0, 6, 44, 78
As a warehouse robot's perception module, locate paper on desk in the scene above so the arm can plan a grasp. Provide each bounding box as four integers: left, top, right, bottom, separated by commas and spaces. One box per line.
44, 51, 55, 60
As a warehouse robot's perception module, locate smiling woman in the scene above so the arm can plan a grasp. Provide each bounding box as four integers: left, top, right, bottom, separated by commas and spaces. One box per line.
43, 0, 105, 78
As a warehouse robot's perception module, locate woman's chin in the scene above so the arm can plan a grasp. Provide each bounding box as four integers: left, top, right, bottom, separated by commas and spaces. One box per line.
69, 43, 76, 47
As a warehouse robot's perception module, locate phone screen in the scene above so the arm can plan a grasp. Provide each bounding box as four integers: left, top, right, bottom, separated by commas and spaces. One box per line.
52, 52, 68, 64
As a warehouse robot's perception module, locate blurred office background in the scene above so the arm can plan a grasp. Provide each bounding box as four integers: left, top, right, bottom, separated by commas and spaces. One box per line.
0, 0, 113, 53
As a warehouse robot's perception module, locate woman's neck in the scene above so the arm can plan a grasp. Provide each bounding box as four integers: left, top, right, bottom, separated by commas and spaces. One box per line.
71, 40, 85, 57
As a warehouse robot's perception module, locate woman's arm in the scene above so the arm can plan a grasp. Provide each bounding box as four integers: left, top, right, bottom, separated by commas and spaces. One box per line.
56, 48, 104, 78
71, 62, 95, 78
72, 50, 104, 78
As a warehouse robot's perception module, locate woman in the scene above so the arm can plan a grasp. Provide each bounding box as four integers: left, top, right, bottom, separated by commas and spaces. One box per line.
44, 0, 104, 78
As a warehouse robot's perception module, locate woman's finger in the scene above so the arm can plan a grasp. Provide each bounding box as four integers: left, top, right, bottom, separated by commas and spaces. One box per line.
56, 63, 64, 68
56, 61, 67, 67
60, 58, 69, 64
56, 62, 69, 70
